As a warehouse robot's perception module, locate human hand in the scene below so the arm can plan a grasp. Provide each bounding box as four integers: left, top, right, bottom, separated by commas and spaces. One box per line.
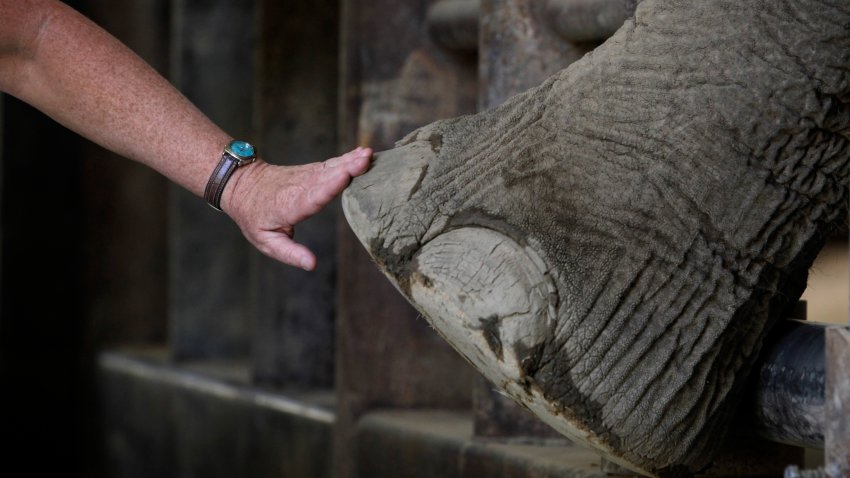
221, 147, 372, 270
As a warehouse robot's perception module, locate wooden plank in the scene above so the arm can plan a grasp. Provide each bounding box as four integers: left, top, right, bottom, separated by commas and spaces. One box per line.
475, 0, 591, 441
251, 0, 340, 388
357, 411, 606, 478
479, 0, 592, 109
826, 327, 850, 477
1, 85, 87, 478
168, 0, 255, 360
82, 0, 169, 346
336, 1, 478, 476
98, 349, 334, 478
0, 93, 3, 302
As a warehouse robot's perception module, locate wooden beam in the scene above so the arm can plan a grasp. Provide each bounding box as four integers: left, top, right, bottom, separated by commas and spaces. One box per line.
168, 0, 256, 360
251, 0, 340, 389
825, 327, 850, 476
336, 1, 478, 476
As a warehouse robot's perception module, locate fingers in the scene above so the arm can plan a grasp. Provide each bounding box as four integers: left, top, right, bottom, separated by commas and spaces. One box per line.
309, 167, 351, 207
288, 147, 372, 224
249, 147, 373, 271
345, 147, 372, 176
323, 147, 372, 176
261, 234, 317, 271
287, 167, 351, 224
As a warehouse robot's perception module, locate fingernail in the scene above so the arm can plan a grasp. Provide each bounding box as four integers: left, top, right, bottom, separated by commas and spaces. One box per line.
300, 256, 311, 270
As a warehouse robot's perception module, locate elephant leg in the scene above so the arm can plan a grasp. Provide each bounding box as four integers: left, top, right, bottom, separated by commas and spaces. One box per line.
342, 0, 849, 476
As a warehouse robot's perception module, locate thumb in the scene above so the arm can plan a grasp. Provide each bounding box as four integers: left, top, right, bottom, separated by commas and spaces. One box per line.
261, 234, 317, 271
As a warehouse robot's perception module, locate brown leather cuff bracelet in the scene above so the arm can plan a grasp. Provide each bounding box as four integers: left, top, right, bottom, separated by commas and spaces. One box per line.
204, 140, 257, 211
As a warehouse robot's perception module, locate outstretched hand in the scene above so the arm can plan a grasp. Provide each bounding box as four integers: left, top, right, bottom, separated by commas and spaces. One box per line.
0, 1, 373, 271
221, 147, 372, 271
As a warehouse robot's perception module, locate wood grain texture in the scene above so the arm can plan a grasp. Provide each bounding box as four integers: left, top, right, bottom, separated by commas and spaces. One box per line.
825, 327, 850, 477
476, 0, 594, 443
251, 0, 339, 389
335, 1, 478, 477
168, 0, 255, 360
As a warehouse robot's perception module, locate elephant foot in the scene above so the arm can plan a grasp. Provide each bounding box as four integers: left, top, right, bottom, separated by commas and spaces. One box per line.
343, 0, 849, 476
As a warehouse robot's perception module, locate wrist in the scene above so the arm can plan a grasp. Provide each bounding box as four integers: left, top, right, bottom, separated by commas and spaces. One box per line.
203, 139, 258, 211
220, 158, 268, 218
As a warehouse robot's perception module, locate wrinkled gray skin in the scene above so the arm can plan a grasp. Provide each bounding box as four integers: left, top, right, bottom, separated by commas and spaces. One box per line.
342, 0, 849, 476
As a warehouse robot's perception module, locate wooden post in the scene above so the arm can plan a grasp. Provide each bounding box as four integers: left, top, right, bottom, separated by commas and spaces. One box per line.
1, 71, 87, 478
336, 1, 478, 476
82, 0, 170, 346
0, 92, 3, 303
475, 0, 592, 442
251, 0, 340, 388
168, 0, 256, 360
479, 0, 592, 109
825, 327, 850, 477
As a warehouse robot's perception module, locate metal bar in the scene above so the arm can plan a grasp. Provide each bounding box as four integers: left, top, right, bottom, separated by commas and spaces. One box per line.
752, 320, 826, 448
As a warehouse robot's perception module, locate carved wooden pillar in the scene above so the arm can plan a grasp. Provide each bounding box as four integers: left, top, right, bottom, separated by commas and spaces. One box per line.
336, 1, 478, 476
251, 0, 340, 388
168, 0, 256, 360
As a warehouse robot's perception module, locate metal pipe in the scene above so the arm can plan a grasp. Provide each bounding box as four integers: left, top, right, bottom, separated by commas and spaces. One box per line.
752, 320, 826, 448
544, 0, 638, 43
427, 0, 480, 51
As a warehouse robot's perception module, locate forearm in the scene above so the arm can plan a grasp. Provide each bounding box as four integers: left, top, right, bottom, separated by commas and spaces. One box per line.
0, 0, 227, 197
0, 0, 373, 270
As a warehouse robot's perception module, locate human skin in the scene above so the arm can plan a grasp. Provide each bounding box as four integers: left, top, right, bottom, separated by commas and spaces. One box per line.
0, 0, 371, 271
343, 0, 848, 475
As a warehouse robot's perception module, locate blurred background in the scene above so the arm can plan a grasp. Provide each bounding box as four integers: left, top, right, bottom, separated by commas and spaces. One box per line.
0, 1, 846, 477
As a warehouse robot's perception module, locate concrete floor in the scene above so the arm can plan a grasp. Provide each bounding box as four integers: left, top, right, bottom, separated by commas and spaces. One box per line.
801, 239, 848, 325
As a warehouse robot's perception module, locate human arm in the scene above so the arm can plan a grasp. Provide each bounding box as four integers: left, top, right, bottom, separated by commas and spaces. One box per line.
0, 0, 370, 270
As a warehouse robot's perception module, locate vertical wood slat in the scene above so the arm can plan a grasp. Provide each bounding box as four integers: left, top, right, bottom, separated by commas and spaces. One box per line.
826, 327, 850, 477
168, 0, 256, 360
82, 0, 170, 346
0, 93, 3, 308
1, 91, 87, 477
479, 0, 592, 110
475, 0, 591, 442
336, 1, 478, 476
251, 0, 340, 388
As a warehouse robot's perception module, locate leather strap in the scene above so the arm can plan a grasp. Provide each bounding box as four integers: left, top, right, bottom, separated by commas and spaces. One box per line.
204, 152, 239, 211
